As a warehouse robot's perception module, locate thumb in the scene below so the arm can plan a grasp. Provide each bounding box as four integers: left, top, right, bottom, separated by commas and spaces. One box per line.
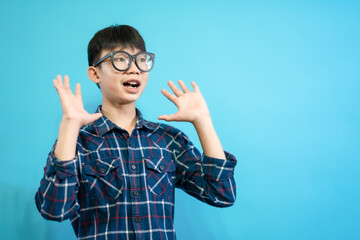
89, 113, 103, 122
158, 114, 178, 122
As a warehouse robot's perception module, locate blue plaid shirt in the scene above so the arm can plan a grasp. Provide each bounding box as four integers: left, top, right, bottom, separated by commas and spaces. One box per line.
35, 106, 237, 240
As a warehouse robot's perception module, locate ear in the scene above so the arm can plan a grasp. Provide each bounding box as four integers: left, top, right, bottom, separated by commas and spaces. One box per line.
88, 66, 100, 84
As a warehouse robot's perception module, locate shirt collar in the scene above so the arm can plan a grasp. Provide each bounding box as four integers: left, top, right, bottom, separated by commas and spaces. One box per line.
92, 106, 157, 137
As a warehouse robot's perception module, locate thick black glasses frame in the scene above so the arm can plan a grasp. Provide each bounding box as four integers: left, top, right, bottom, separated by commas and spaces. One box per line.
93, 50, 155, 72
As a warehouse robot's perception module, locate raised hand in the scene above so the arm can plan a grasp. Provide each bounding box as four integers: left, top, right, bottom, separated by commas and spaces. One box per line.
53, 75, 102, 128
158, 80, 210, 124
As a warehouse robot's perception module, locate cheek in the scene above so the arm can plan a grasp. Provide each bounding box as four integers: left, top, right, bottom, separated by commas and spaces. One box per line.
141, 74, 149, 86
100, 77, 119, 93
141, 80, 148, 89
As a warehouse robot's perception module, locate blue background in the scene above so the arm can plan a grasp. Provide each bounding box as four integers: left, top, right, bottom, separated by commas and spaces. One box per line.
1, 0, 359, 239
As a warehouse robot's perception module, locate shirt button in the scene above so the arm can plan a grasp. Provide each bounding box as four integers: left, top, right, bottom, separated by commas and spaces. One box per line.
100, 168, 105, 173
131, 165, 136, 170
128, 141, 132, 146
135, 217, 141, 223
133, 191, 139, 196
159, 165, 164, 171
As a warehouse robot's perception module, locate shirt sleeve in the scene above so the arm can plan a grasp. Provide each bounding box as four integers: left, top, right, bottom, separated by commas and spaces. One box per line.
172, 131, 237, 207
35, 142, 80, 222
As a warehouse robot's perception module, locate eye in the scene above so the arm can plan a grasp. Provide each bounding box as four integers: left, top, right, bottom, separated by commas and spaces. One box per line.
114, 57, 126, 62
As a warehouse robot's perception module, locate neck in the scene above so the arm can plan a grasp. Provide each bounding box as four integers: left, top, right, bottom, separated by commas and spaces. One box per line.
101, 100, 137, 134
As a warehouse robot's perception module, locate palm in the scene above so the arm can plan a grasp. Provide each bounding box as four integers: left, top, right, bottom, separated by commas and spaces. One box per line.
158, 80, 210, 123
53, 75, 102, 127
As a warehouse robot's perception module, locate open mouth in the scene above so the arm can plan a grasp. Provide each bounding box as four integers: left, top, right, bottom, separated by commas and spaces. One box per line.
123, 80, 140, 88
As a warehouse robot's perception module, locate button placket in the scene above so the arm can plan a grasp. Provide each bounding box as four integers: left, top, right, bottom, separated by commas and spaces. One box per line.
126, 133, 144, 227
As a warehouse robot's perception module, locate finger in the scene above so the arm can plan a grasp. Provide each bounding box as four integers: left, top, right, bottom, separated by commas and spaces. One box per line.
56, 75, 63, 87
53, 78, 63, 93
168, 81, 183, 97
178, 80, 191, 93
89, 113, 103, 122
191, 81, 200, 92
158, 114, 179, 122
75, 83, 82, 99
63, 75, 70, 90
53, 79, 59, 90
161, 89, 177, 104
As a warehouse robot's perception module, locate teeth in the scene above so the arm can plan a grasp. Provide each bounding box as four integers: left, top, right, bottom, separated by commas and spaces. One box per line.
124, 81, 139, 88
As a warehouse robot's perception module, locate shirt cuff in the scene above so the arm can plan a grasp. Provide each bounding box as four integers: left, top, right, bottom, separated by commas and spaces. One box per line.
44, 152, 78, 180
202, 151, 237, 181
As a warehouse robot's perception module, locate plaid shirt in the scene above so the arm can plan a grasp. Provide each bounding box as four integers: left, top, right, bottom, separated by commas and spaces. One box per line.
35, 106, 237, 240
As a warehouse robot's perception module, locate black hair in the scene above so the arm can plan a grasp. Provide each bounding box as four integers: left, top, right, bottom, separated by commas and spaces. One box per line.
87, 24, 146, 67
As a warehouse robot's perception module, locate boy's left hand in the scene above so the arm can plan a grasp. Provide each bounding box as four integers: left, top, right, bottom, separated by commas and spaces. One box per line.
158, 80, 210, 124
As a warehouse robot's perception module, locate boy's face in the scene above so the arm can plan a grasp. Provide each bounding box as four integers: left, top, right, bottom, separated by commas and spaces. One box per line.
90, 47, 149, 105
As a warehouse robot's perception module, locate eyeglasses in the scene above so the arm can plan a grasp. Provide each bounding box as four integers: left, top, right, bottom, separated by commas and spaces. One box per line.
93, 50, 155, 72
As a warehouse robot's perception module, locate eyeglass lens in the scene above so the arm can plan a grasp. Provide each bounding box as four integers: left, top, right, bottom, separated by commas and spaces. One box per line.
113, 52, 154, 71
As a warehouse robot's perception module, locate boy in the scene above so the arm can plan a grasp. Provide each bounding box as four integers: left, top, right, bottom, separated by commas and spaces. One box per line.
35, 25, 237, 240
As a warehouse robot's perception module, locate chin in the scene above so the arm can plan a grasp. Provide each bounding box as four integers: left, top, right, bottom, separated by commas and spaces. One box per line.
121, 94, 142, 104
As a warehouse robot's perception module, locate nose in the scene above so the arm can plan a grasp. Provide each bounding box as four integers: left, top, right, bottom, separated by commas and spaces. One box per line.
125, 58, 141, 74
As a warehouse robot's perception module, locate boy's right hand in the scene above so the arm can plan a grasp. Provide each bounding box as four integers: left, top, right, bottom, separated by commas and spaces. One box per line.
53, 75, 102, 129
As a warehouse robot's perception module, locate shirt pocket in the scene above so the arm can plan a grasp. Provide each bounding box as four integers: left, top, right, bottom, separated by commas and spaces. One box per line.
144, 153, 176, 199
82, 157, 123, 204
